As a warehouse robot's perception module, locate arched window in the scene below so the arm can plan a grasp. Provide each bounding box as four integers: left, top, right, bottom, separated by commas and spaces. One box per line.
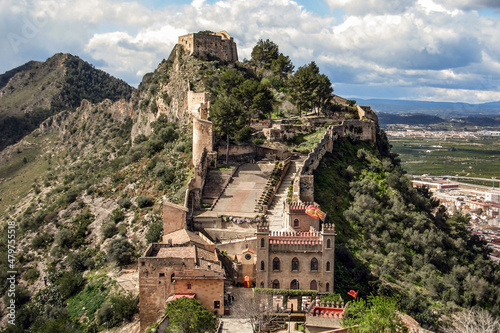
290, 279, 299, 290
171, 273, 175, 282
260, 261, 265, 271
293, 219, 299, 227
326, 283, 330, 292
273, 257, 280, 271
327, 239, 331, 248
310, 280, 317, 290
311, 258, 318, 271
272, 279, 280, 289
260, 282, 264, 288
291, 257, 299, 271
260, 238, 265, 248
326, 261, 331, 271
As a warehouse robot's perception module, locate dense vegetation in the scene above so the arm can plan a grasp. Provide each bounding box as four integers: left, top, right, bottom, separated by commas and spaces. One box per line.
315, 132, 500, 330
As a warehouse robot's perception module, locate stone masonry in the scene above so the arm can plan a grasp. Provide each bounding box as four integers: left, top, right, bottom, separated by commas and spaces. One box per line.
178, 31, 238, 63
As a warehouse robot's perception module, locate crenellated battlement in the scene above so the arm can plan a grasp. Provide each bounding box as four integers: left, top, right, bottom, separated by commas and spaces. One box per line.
256, 222, 270, 232
288, 201, 318, 213
322, 223, 335, 234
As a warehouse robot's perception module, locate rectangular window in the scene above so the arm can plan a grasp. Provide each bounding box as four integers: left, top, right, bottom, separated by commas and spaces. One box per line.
187, 283, 192, 289
159, 273, 165, 277
214, 301, 220, 309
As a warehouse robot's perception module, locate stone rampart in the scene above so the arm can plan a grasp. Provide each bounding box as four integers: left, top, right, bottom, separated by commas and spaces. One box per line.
216, 144, 292, 164
193, 117, 213, 167
298, 119, 377, 202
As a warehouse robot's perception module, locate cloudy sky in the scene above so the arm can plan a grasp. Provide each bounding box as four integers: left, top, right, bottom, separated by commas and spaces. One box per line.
2, 0, 500, 103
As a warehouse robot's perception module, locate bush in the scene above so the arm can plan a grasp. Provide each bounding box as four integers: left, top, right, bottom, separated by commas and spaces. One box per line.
136, 196, 154, 208
133, 134, 148, 144
118, 197, 132, 209
174, 142, 186, 153
108, 238, 135, 266
23, 267, 40, 283
55, 229, 74, 250
67, 250, 94, 272
145, 216, 163, 243
253, 138, 264, 145
32, 232, 54, 249
96, 292, 138, 327
102, 222, 118, 239
57, 271, 84, 299
110, 208, 125, 223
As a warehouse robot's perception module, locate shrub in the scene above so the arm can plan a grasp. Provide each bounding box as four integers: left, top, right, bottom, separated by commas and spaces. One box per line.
110, 208, 125, 223
64, 189, 79, 204
136, 196, 154, 208
118, 197, 132, 209
108, 238, 135, 266
145, 216, 163, 243
102, 222, 118, 239
253, 138, 264, 145
56, 271, 84, 299
55, 229, 74, 250
174, 142, 186, 153
23, 267, 40, 283
67, 250, 94, 272
32, 232, 54, 249
133, 134, 148, 144
96, 292, 138, 327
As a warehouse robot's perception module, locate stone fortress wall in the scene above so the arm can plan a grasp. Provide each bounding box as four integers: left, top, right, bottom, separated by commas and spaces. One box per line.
298, 117, 377, 202
178, 31, 238, 63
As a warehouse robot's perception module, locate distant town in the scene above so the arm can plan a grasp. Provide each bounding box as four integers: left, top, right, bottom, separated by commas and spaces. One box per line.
386, 128, 500, 139
411, 177, 500, 262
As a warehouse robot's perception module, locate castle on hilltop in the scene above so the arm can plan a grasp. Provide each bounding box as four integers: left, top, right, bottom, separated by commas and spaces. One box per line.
138, 30, 381, 332
178, 30, 238, 63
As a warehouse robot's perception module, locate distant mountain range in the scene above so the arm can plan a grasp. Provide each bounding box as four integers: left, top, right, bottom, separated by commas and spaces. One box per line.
353, 98, 500, 117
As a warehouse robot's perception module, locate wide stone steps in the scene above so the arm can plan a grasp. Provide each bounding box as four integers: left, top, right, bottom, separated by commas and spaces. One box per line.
201, 169, 233, 207
266, 161, 299, 231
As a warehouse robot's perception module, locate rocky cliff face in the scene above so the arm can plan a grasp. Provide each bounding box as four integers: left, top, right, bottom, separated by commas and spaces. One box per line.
131, 45, 221, 141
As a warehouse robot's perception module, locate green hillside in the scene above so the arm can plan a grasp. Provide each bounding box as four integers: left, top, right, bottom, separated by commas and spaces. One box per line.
315, 132, 499, 330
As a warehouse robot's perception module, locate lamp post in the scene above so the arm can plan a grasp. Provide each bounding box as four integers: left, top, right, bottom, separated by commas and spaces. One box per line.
288, 310, 291, 333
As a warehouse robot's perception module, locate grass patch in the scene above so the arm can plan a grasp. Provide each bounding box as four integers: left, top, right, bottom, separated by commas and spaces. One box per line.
67, 274, 114, 323
0, 132, 56, 214
292, 129, 327, 153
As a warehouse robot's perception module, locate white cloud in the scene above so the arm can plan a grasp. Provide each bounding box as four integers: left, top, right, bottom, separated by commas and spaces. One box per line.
1, 0, 500, 102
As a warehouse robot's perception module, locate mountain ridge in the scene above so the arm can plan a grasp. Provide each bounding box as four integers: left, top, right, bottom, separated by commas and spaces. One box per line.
0, 53, 135, 151
353, 97, 500, 117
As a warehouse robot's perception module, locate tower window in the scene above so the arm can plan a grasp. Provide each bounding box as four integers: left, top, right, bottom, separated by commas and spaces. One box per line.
291, 257, 299, 271
311, 258, 318, 271
273, 257, 280, 271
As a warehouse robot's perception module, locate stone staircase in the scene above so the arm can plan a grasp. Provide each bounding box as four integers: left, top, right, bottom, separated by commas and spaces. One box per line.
201, 169, 234, 208
266, 160, 302, 231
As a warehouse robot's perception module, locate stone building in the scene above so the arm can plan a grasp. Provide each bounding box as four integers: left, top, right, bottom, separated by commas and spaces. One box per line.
178, 30, 238, 63
255, 222, 335, 293
138, 227, 225, 332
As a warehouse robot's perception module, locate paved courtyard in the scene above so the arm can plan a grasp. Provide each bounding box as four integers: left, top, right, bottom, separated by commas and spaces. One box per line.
212, 163, 274, 215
